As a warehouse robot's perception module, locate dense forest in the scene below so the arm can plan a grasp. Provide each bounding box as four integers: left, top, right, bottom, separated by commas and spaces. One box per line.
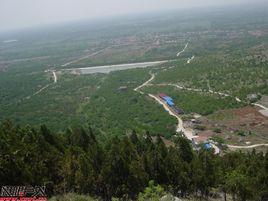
0, 121, 267, 201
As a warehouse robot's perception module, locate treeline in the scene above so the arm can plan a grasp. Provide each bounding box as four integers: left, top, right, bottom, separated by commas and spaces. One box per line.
0, 121, 267, 201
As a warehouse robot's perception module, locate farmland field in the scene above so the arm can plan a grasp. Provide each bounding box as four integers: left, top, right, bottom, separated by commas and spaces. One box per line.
0, 5, 268, 144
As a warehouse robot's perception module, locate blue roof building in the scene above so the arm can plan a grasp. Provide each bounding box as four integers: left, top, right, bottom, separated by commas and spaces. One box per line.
159, 93, 176, 108
163, 96, 173, 102
166, 100, 175, 106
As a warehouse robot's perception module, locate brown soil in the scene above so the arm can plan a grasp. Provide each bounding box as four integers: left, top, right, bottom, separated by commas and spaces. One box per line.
197, 106, 268, 145
194, 130, 214, 143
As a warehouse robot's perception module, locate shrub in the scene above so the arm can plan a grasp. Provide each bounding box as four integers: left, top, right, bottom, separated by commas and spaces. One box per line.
213, 128, 222, 133
138, 181, 165, 201
236, 130, 246, 136
194, 125, 206, 131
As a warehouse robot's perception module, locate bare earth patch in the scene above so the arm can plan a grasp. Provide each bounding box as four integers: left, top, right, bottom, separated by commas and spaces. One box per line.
197, 106, 268, 145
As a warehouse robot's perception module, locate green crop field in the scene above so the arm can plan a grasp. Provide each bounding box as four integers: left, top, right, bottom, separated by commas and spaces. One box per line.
0, 5, 268, 139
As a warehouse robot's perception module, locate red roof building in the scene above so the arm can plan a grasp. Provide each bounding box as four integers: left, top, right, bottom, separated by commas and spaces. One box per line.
159, 93, 167, 98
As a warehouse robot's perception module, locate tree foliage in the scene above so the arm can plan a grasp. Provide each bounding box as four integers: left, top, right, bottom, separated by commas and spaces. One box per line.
0, 121, 267, 201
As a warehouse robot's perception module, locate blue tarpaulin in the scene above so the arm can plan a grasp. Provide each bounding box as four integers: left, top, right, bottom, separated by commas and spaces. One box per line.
204, 143, 212, 150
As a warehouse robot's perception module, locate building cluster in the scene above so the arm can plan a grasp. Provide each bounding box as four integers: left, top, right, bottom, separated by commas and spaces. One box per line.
158, 93, 184, 114
158, 93, 217, 153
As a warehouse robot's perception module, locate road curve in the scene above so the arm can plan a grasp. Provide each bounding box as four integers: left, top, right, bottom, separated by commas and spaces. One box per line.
134, 72, 155, 94
187, 55, 195, 64
133, 44, 268, 153
177, 43, 188, 57
134, 71, 195, 140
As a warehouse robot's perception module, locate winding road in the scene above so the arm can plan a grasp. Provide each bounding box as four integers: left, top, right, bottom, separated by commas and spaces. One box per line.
187, 55, 195, 64
134, 70, 196, 140
177, 43, 188, 57
134, 71, 222, 154
134, 42, 267, 152
134, 72, 155, 94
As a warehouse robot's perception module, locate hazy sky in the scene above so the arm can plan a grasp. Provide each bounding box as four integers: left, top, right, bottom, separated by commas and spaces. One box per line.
0, 0, 261, 32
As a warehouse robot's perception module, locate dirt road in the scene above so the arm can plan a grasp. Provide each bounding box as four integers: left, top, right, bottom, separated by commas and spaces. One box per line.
187, 55, 195, 64
228, 144, 268, 149
134, 72, 155, 94
26, 84, 51, 99
132, 45, 203, 142
253, 103, 268, 110
61, 48, 105, 67
177, 43, 188, 57
133, 44, 267, 152
148, 94, 196, 140
134, 70, 195, 140
26, 70, 57, 100
52, 71, 57, 83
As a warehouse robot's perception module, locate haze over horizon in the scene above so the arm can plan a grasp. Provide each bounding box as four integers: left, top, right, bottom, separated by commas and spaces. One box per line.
0, 0, 267, 33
